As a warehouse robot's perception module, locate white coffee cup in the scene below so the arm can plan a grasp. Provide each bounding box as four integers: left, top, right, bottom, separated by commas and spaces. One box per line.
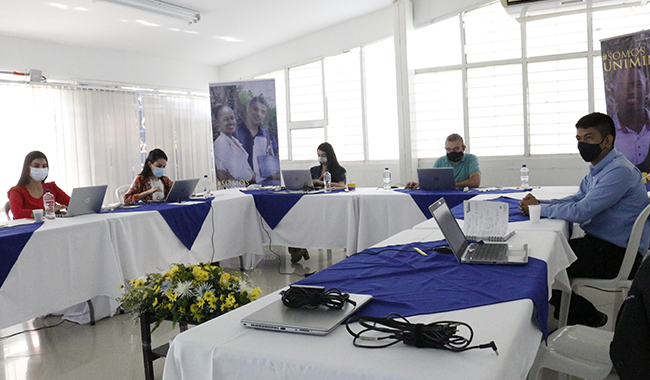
33, 209, 44, 223
529, 204, 541, 223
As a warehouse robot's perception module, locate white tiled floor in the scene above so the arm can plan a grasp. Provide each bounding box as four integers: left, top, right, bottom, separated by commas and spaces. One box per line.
0, 247, 619, 380
0, 247, 345, 380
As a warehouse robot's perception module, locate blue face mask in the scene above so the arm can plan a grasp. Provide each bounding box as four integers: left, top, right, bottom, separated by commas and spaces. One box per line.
152, 167, 165, 178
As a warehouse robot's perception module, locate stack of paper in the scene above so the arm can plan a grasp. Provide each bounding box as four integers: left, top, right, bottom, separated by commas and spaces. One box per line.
463, 200, 515, 242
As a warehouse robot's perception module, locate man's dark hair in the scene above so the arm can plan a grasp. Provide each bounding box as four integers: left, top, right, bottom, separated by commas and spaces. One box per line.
575, 112, 616, 143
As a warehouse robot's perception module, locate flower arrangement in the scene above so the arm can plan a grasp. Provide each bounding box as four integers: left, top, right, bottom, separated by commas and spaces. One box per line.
118, 262, 262, 329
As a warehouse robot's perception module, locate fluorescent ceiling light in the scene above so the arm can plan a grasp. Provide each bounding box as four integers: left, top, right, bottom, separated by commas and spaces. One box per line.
217, 36, 243, 42
136, 19, 160, 27
95, 0, 200, 24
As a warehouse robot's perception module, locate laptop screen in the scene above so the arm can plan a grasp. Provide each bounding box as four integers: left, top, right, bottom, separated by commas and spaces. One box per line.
429, 198, 469, 260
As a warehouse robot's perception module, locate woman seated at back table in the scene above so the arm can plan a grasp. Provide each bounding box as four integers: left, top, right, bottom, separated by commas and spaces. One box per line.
124, 148, 174, 204
8, 150, 70, 219
289, 142, 347, 264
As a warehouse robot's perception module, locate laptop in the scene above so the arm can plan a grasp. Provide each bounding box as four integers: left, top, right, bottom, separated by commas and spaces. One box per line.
59, 185, 107, 217
428, 197, 528, 265
281, 170, 322, 193
417, 168, 456, 190
164, 178, 200, 203
241, 292, 373, 335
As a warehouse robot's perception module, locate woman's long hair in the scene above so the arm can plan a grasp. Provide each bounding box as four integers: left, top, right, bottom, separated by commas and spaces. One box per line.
318, 142, 343, 175
16, 151, 48, 187
140, 148, 168, 178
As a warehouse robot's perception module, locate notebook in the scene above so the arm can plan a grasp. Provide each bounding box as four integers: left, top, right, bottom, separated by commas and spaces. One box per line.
241, 292, 373, 335
281, 170, 323, 193
58, 185, 107, 217
417, 168, 456, 190
164, 178, 200, 203
463, 200, 515, 242
429, 197, 527, 265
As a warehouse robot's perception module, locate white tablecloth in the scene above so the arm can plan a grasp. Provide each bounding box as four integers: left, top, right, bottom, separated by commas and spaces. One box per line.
0, 191, 265, 330
162, 229, 576, 380
0, 215, 123, 329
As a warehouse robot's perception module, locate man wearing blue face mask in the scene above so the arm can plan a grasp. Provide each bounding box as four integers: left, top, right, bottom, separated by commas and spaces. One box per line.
405, 134, 481, 189
124, 148, 174, 204
520, 112, 650, 327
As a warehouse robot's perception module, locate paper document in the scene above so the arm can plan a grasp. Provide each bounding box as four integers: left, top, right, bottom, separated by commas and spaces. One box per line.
462, 200, 515, 242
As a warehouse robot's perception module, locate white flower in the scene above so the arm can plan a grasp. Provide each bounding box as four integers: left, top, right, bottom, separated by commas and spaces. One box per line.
194, 283, 214, 298
174, 281, 193, 298
160, 279, 173, 294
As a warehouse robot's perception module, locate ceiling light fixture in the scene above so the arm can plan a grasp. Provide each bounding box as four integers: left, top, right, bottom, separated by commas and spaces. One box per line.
94, 0, 200, 24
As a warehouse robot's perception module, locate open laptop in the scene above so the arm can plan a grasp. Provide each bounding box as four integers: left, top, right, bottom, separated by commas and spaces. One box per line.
241, 292, 373, 335
164, 178, 200, 203
417, 168, 456, 190
281, 170, 323, 193
58, 185, 107, 217
428, 197, 528, 265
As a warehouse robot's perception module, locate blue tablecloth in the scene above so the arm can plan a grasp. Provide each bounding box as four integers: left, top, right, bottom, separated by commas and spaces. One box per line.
296, 240, 549, 338
107, 199, 213, 250
0, 222, 43, 288
396, 188, 530, 219
451, 196, 533, 223
241, 189, 346, 229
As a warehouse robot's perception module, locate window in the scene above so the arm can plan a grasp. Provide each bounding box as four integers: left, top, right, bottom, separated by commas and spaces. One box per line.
412, 0, 648, 158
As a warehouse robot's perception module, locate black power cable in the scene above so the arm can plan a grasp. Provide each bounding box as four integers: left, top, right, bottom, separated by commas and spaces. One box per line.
281, 286, 356, 309
345, 313, 498, 354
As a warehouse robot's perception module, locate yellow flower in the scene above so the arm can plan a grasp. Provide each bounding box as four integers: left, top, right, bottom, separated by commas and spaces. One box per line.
119, 282, 124, 289
224, 294, 236, 309
167, 290, 178, 303
190, 304, 199, 313
250, 287, 262, 301
131, 278, 145, 288
219, 273, 231, 286
197, 298, 205, 307
142, 291, 148, 300
204, 291, 216, 302
152, 297, 159, 307
152, 285, 161, 294
192, 266, 210, 282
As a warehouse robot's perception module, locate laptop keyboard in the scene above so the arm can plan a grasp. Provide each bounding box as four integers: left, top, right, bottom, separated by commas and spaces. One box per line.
467, 243, 508, 261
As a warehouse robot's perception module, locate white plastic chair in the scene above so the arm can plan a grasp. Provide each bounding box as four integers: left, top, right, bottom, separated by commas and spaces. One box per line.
558, 203, 650, 329
528, 325, 616, 380
115, 185, 130, 204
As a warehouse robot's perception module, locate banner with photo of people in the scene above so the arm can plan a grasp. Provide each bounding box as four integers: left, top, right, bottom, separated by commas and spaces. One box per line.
209, 79, 280, 188
601, 30, 650, 190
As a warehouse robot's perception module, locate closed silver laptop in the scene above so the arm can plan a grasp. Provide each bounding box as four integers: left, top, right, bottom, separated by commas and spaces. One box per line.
241, 292, 373, 335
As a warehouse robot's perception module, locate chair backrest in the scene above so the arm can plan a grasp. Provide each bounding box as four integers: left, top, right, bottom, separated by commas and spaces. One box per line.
4, 201, 11, 220
115, 185, 130, 204
617, 203, 650, 282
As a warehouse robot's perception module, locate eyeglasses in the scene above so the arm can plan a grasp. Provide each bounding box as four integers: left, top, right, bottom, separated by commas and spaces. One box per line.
445, 146, 463, 153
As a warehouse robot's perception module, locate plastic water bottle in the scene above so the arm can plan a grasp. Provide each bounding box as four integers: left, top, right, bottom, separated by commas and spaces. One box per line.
202, 175, 211, 198
324, 171, 332, 193
383, 167, 391, 190
43, 190, 56, 220
520, 165, 529, 188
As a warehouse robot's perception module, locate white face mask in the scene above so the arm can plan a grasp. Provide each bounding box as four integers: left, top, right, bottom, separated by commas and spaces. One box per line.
318, 156, 327, 165
30, 167, 49, 182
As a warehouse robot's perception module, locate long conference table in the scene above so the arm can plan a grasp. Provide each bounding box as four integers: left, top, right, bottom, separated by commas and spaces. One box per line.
0, 186, 576, 332
161, 188, 579, 380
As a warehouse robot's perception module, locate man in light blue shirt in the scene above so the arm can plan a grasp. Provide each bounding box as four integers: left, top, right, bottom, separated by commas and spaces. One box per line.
406, 133, 481, 189
520, 112, 649, 327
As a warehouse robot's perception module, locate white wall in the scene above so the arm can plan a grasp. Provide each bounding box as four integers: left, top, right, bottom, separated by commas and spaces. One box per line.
0, 34, 219, 91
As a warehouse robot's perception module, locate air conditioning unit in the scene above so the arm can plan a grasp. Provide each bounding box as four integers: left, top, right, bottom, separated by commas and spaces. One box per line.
501, 0, 643, 22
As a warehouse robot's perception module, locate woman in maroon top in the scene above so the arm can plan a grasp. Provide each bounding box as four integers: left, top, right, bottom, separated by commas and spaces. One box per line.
123, 148, 174, 204
8, 151, 70, 219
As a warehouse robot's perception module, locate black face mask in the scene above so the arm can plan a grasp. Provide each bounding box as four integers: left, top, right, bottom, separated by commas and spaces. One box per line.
447, 151, 464, 162
578, 141, 604, 162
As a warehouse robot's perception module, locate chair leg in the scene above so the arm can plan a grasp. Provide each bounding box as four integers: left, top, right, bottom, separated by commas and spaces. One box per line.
558, 290, 571, 328
86, 299, 96, 326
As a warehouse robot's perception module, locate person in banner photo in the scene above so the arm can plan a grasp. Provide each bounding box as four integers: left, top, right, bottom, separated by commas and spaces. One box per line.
233, 94, 280, 186
212, 104, 256, 185
611, 67, 650, 174
602, 30, 650, 190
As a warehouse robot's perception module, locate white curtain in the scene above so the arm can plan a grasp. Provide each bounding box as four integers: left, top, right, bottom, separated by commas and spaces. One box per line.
1, 84, 140, 207
1, 84, 213, 215
140, 94, 214, 188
